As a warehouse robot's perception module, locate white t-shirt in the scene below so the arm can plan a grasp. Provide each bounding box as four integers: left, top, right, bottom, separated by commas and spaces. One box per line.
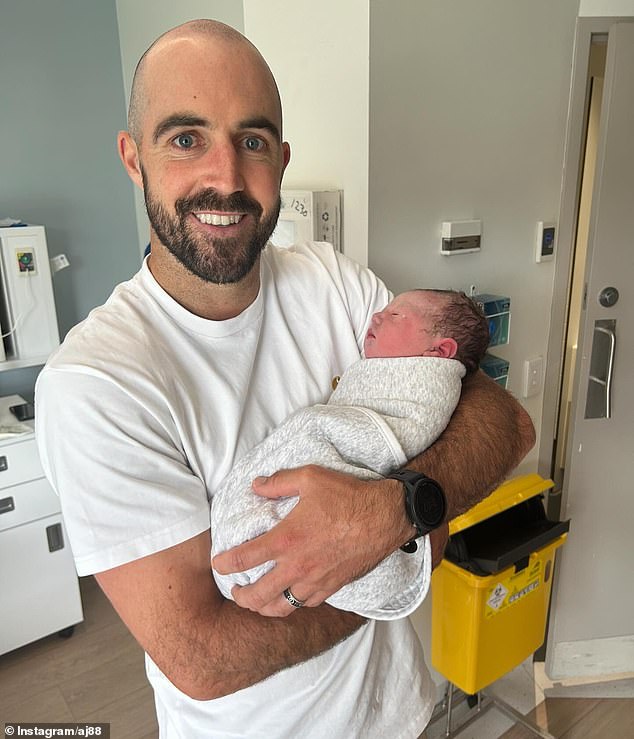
35, 242, 435, 738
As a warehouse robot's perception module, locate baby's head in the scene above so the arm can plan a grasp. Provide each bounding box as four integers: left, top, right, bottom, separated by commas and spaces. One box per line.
363, 289, 489, 374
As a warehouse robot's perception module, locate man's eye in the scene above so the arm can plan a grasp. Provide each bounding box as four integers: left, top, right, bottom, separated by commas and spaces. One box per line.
174, 133, 196, 149
244, 136, 264, 152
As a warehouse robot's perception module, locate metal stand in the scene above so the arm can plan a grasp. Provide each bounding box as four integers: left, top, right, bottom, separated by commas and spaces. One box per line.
427, 681, 555, 739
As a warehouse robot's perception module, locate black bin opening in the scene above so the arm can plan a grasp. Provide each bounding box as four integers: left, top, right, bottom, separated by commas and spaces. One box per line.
445, 495, 570, 576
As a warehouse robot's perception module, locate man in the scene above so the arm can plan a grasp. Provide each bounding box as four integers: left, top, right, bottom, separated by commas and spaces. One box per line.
36, 20, 534, 738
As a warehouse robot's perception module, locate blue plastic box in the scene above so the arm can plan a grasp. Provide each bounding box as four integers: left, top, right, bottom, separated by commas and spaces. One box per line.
480, 353, 509, 389
475, 294, 511, 347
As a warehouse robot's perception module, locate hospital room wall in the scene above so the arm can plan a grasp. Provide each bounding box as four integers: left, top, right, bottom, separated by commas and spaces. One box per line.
243, 0, 370, 268
369, 0, 580, 475
0, 0, 140, 400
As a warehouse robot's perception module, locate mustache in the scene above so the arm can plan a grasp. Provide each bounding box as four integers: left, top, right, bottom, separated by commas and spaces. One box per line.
175, 189, 263, 218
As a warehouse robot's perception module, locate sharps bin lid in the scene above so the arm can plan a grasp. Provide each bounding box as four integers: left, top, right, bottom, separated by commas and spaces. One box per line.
446, 474, 569, 575
448, 474, 554, 536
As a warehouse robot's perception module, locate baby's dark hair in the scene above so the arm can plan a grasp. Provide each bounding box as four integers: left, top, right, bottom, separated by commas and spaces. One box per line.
418, 289, 490, 374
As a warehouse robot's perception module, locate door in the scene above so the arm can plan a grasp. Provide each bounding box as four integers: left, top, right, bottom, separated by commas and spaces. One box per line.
546, 22, 634, 680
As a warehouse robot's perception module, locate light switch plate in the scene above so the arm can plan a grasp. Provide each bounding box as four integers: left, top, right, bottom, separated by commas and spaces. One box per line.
523, 356, 543, 398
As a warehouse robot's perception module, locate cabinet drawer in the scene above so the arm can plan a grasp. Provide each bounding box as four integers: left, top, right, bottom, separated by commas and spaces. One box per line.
0, 476, 60, 533
0, 513, 83, 655
0, 437, 44, 489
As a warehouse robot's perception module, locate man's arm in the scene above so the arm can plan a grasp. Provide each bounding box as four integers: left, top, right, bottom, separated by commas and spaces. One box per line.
96, 530, 365, 700
405, 370, 536, 518
213, 372, 535, 616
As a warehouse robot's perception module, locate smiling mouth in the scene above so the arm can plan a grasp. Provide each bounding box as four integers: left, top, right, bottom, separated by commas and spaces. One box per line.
194, 212, 244, 226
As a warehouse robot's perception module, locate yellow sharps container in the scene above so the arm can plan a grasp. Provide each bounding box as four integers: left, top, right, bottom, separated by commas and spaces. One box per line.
431, 474, 569, 696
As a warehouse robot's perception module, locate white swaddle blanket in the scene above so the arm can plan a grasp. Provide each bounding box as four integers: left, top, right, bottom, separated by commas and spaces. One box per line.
211, 356, 465, 620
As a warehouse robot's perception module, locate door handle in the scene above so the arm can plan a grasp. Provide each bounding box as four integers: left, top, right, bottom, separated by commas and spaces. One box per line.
585, 319, 616, 419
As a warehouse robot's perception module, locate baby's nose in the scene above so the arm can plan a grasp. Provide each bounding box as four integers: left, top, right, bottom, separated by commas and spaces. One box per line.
372, 312, 383, 325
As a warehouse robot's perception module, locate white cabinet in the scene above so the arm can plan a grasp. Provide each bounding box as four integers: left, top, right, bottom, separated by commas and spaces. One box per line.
0, 395, 83, 655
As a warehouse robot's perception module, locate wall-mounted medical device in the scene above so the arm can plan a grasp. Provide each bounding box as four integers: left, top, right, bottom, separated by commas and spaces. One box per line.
441, 220, 482, 255
271, 190, 342, 252
535, 221, 556, 263
0, 225, 60, 369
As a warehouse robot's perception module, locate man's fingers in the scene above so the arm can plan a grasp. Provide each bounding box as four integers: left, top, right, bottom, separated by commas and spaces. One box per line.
233, 582, 327, 618
231, 567, 289, 612
213, 530, 277, 575
251, 465, 320, 499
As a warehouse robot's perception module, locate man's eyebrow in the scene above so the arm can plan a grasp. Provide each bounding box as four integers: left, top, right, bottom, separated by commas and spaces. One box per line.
239, 116, 281, 142
152, 114, 210, 144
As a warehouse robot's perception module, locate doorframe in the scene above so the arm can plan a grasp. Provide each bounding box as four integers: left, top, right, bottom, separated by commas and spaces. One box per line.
540, 16, 634, 681
538, 16, 631, 485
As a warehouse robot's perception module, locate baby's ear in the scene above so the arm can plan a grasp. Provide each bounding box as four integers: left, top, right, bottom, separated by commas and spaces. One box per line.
434, 337, 458, 359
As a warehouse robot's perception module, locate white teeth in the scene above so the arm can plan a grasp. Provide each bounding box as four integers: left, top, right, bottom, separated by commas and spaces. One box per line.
195, 213, 242, 226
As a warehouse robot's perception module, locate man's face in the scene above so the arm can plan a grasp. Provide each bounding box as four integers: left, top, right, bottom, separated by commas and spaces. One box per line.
132, 36, 290, 284
363, 294, 438, 359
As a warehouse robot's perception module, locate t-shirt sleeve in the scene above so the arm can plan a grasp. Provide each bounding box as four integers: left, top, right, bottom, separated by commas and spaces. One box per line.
35, 368, 211, 575
330, 249, 393, 352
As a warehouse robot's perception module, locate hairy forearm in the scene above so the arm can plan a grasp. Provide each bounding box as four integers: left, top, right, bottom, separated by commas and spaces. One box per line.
407, 371, 535, 518
177, 598, 365, 699
96, 535, 366, 702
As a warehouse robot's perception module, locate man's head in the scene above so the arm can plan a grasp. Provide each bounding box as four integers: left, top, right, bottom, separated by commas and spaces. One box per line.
363, 289, 489, 373
118, 20, 291, 285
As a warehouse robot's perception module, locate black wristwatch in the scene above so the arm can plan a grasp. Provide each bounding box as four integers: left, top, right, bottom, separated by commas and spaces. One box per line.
388, 470, 447, 553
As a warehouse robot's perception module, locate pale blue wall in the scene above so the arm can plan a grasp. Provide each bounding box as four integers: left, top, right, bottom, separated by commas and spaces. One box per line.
0, 0, 139, 399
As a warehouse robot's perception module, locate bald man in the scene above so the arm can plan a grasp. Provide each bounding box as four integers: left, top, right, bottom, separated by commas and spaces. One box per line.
36, 20, 534, 739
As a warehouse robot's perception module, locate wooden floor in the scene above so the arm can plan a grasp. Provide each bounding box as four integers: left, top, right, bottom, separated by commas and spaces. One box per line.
0, 576, 158, 738
498, 694, 634, 738
1, 577, 631, 738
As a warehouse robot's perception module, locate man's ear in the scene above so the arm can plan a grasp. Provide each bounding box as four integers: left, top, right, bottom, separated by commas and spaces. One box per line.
281, 141, 291, 176
117, 131, 144, 190
433, 337, 458, 359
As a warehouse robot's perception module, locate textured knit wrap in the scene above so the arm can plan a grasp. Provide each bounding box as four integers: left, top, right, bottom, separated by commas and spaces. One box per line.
211, 356, 465, 619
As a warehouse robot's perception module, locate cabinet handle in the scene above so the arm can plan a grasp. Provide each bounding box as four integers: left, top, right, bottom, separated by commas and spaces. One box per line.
0, 496, 15, 514
0, 455, 7, 472
46, 522, 65, 552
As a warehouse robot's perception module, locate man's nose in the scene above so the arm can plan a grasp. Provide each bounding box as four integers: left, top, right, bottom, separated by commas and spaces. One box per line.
198, 140, 245, 195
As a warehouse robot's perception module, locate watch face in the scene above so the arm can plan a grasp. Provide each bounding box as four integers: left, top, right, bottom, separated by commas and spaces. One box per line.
413, 480, 445, 527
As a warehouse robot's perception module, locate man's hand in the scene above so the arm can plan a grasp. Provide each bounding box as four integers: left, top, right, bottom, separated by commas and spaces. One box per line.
213, 372, 535, 618
212, 465, 415, 617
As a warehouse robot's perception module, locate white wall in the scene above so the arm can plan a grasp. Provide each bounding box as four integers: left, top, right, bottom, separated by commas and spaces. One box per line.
579, 0, 634, 13
115, 1, 245, 255
244, 0, 370, 266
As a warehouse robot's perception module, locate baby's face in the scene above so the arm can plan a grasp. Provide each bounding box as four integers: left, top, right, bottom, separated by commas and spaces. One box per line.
364, 293, 437, 359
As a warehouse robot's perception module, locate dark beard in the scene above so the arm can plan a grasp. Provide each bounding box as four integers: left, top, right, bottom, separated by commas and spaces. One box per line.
143, 175, 280, 284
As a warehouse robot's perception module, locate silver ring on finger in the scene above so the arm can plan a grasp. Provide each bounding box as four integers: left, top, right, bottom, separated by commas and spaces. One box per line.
283, 587, 305, 609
